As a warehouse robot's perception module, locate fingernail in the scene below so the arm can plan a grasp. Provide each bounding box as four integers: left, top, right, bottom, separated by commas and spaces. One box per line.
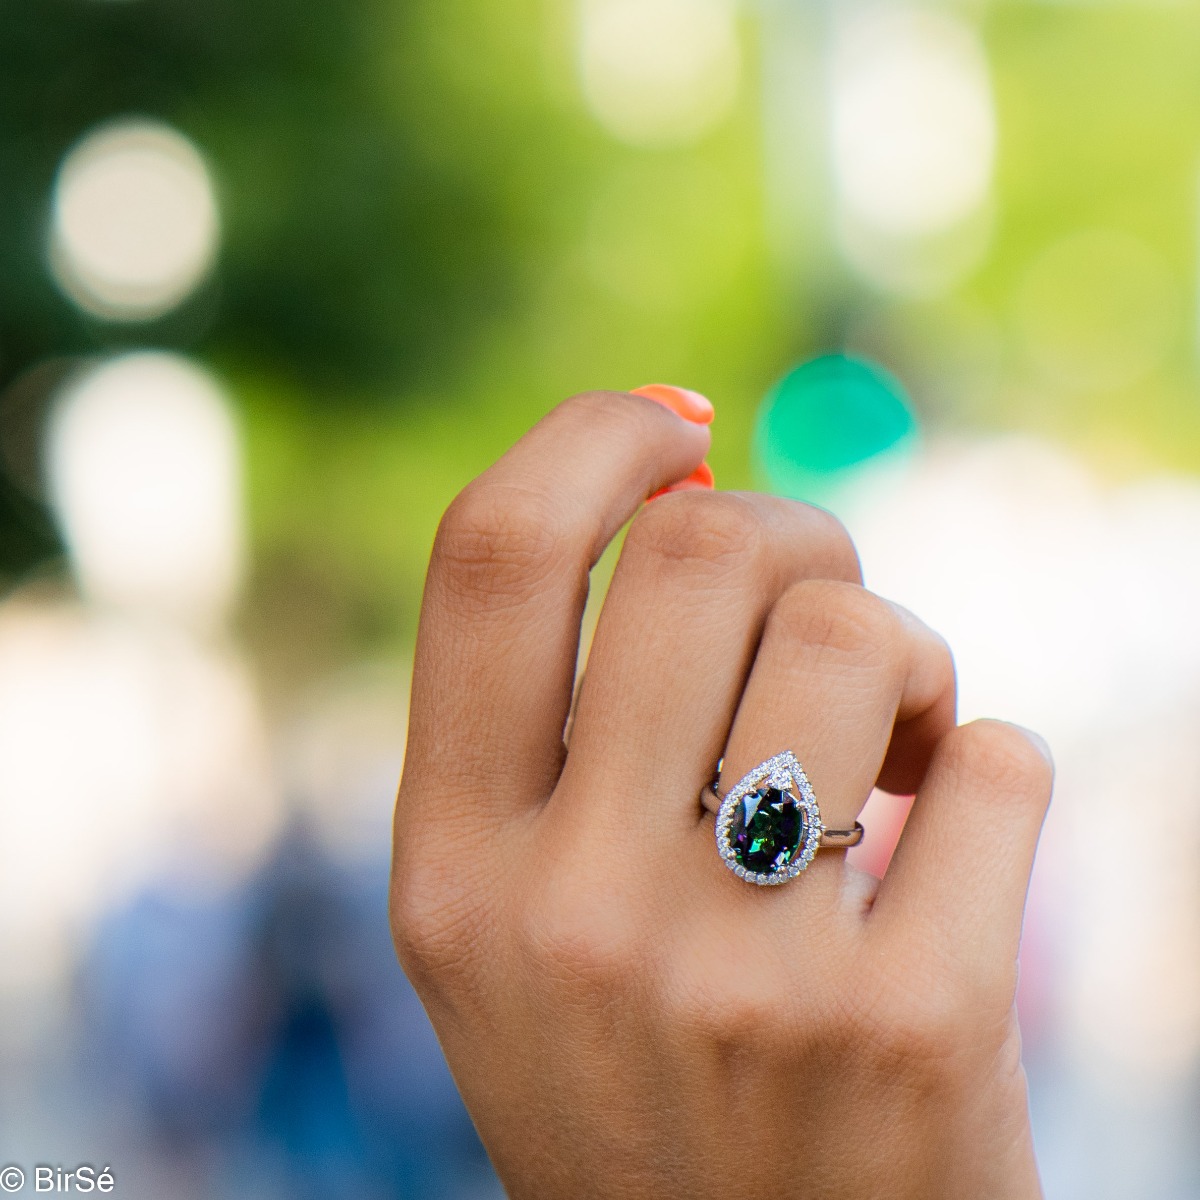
631, 384, 715, 426
648, 461, 715, 501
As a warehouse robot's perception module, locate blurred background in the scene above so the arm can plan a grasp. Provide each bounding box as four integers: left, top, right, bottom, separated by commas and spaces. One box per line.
2, 0, 1200, 1195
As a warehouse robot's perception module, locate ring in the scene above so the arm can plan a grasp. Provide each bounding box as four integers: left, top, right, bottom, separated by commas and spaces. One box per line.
702, 751, 864, 886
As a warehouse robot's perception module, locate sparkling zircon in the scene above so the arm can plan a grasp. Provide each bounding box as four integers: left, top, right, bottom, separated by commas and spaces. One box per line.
731, 786, 806, 875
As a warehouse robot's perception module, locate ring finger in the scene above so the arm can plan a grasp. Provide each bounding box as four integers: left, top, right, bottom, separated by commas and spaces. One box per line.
703, 580, 956, 899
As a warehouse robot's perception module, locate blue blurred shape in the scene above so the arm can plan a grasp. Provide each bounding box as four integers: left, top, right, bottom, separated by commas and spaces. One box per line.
83, 832, 500, 1200
754, 355, 918, 502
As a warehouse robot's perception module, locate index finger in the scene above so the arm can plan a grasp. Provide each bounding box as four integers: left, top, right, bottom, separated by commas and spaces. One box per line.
400, 390, 711, 828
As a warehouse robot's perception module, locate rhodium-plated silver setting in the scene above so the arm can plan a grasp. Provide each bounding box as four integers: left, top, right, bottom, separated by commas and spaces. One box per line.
714, 751, 823, 886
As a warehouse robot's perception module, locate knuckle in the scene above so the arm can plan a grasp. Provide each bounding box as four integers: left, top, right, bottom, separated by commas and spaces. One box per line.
433, 479, 568, 605
624, 491, 766, 575
926, 625, 957, 683
520, 871, 644, 991
940, 719, 1055, 806
793, 503, 863, 584
389, 857, 483, 991
668, 974, 794, 1054
769, 579, 903, 666
663, 932, 799, 1053
856, 980, 974, 1081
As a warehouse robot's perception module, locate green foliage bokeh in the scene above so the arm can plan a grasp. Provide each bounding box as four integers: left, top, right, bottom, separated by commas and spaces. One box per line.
5, 0, 1200, 682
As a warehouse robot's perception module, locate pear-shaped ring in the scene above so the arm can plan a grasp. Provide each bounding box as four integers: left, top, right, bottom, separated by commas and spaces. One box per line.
701, 751, 864, 886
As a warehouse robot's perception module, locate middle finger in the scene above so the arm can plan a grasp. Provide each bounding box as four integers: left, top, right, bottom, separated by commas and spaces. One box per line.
560, 490, 861, 831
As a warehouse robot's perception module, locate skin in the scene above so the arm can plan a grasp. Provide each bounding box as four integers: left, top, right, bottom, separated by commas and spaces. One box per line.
391, 390, 1053, 1199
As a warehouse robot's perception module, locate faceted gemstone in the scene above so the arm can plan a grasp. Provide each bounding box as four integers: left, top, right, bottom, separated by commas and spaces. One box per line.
730, 786, 805, 874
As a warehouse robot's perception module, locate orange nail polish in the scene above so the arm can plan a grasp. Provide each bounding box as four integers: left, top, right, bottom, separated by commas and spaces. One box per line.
648, 460, 715, 501
631, 384, 715, 426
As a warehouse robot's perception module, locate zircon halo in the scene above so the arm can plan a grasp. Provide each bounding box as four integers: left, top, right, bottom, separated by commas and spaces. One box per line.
715, 752, 823, 886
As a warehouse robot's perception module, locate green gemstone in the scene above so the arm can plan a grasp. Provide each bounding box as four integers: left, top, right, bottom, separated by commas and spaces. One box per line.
731, 787, 805, 874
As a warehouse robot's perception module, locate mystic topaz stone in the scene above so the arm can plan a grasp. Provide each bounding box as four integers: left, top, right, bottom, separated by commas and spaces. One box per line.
731, 787, 805, 874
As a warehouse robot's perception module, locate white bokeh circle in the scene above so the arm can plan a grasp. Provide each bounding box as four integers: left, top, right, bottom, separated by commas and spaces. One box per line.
47, 352, 243, 625
831, 6, 994, 239
579, 0, 740, 147
50, 119, 219, 321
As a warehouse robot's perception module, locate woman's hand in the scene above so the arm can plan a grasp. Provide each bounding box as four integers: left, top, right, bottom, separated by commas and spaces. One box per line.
391, 390, 1052, 1199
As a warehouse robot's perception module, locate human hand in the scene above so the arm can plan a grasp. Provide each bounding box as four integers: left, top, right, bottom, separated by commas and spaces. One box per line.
391, 390, 1052, 1199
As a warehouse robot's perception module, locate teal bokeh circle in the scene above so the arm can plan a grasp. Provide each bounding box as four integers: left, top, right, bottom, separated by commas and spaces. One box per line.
754, 355, 918, 502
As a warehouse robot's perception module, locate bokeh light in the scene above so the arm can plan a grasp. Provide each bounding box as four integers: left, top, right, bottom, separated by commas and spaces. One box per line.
830, 5, 994, 293
754, 355, 918, 502
833, 439, 1200, 1120
49, 119, 219, 321
831, 5, 994, 237
47, 352, 243, 626
0, 600, 276, 993
578, 0, 740, 147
